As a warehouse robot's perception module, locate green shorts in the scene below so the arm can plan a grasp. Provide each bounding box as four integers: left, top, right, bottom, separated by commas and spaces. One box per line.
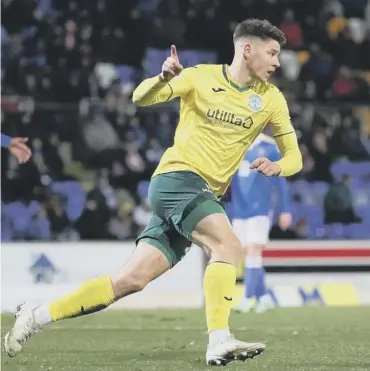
136, 171, 226, 267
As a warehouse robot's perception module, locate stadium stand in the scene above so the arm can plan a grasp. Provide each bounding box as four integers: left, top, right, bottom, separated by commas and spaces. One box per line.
1, 0, 370, 241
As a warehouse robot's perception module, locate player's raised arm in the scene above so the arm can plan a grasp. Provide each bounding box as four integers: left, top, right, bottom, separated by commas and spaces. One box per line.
132, 45, 193, 106
267, 92, 302, 177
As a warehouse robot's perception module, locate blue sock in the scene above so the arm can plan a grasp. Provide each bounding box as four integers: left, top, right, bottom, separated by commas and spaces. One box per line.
244, 267, 255, 299
245, 256, 263, 300
255, 267, 267, 300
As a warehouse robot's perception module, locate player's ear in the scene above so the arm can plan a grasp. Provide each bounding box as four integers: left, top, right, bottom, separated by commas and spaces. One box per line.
243, 43, 252, 60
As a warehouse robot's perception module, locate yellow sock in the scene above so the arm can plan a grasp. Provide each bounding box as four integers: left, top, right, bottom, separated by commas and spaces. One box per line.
203, 262, 236, 332
49, 275, 115, 321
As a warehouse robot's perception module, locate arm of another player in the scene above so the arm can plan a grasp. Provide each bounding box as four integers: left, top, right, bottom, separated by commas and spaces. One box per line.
132, 45, 193, 106
275, 177, 292, 230
261, 91, 303, 177
270, 145, 292, 229
1, 134, 12, 148
1, 134, 32, 164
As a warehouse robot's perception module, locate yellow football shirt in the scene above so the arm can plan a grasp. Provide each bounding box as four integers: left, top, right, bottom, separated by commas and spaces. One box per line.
133, 64, 302, 196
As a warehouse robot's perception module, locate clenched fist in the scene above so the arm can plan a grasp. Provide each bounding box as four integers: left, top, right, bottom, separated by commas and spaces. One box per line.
250, 157, 281, 177
159, 45, 183, 82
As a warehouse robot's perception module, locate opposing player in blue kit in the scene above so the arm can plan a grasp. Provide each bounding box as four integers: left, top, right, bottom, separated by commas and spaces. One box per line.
231, 134, 292, 312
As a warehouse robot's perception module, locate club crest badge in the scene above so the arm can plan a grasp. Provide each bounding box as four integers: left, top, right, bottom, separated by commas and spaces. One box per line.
248, 94, 263, 112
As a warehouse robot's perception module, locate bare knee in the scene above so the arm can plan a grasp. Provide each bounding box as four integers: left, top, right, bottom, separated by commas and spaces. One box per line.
205, 236, 244, 266
111, 242, 170, 298
111, 270, 148, 297
192, 214, 244, 266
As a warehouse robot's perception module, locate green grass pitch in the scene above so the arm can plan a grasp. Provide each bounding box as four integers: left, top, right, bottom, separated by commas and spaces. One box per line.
2, 307, 370, 371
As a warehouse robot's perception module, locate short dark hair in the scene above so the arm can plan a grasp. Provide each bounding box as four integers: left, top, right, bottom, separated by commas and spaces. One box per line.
233, 19, 286, 46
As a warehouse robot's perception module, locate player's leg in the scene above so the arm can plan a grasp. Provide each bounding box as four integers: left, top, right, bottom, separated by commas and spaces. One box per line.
167, 182, 264, 365
189, 212, 264, 365
45, 241, 170, 322
239, 216, 274, 313
191, 211, 242, 338
4, 218, 171, 358
232, 218, 255, 312
136, 170, 264, 365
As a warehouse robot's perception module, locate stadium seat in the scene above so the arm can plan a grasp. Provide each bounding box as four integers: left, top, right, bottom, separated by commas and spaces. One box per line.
143, 48, 168, 78
2, 202, 32, 237
180, 50, 217, 67
137, 180, 150, 200
50, 181, 86, 222
1, 210, 14, 241
116, 65, 139, 84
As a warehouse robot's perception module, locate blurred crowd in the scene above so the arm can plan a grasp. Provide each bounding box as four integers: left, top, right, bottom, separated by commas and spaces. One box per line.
1, 0, 370, 241
2, 0, 370, 101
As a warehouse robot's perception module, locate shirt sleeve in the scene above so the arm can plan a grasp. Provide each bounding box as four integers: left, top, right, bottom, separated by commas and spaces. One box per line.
1, 134, 12, 148
268, 91, 302, 177
270, 145, 290, 213
274, 177, 290, 213
132, 67, 196, 106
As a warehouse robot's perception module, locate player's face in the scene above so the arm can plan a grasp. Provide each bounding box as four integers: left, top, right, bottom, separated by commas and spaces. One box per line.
245, 39, 281, 83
